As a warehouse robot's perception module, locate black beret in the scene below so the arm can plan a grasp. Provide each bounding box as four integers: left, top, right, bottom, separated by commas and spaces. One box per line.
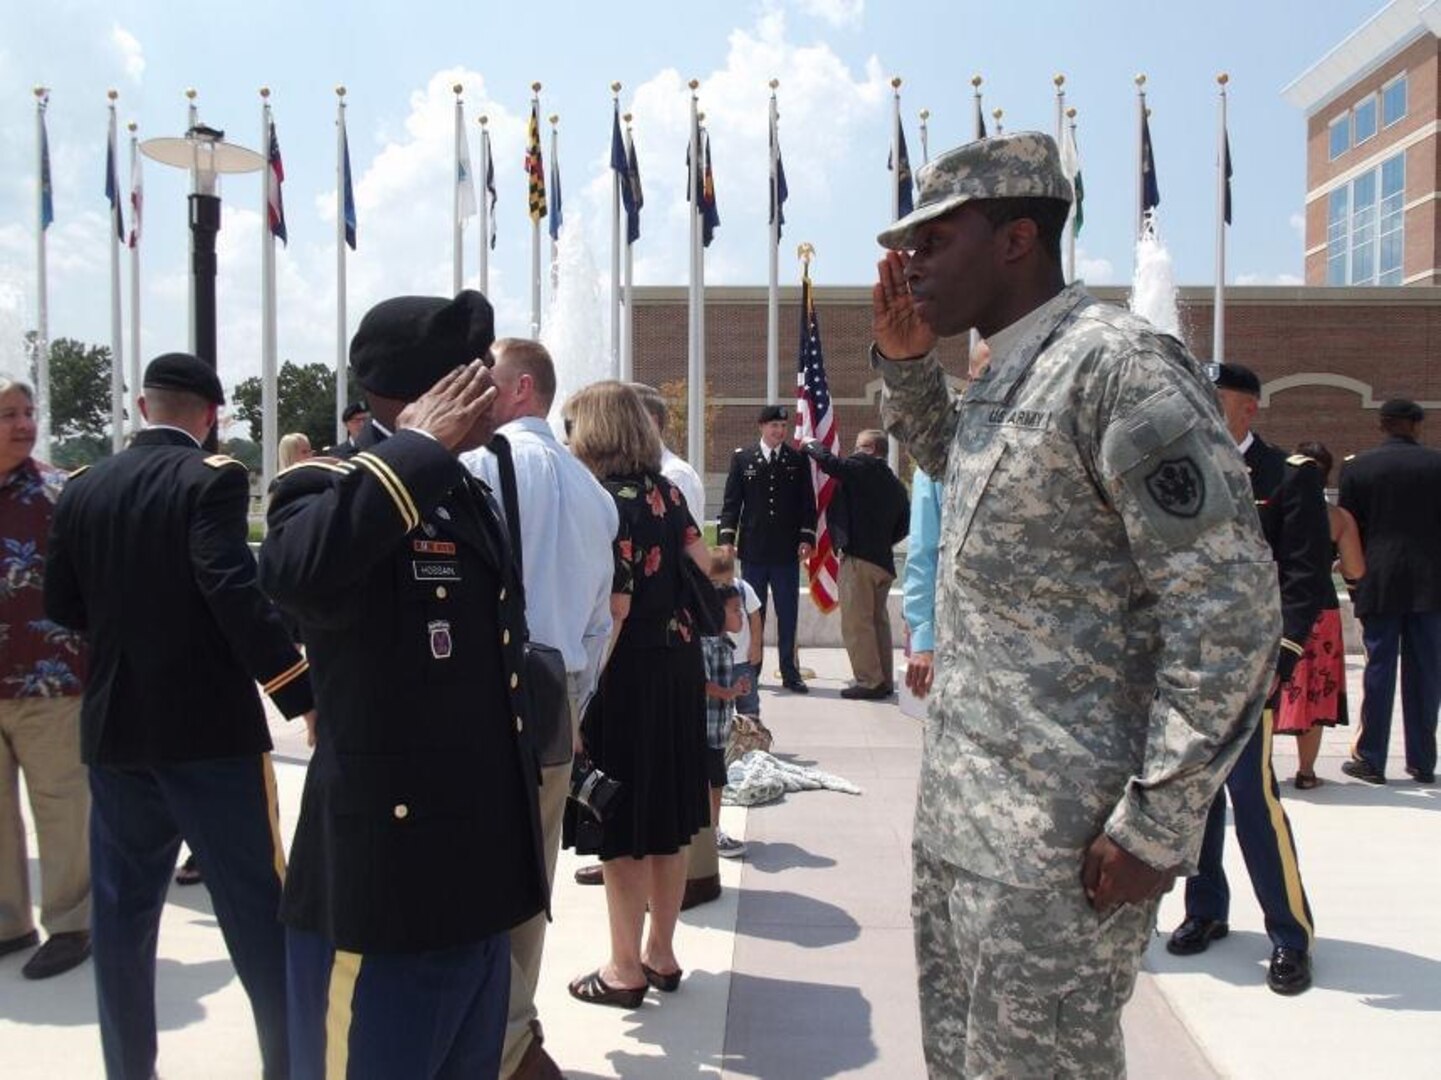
1214, 362, 1261, 397
342, 402, 369, 423
143, 352, 224, 405
1380, 398, 1424, 421
349, 291, 495, 402
758, 404, 789, 424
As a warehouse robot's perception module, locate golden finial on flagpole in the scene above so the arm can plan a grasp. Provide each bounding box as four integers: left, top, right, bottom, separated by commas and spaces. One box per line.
688, 78, 699, 93
33, 85, 47, 99
797, 241, 815, 266
107, 88, 118, 103
622, 112, 632, 125
1054, 73, 1065, 89
971, 74, 983, 88
1066, 106, 1077, 121
335, 85, 346, 99
532, 81, 542, 94
920, 108, 930, 121
890, 76, 902, 95
453, 83, 463, 97
185, 88, 197, 101
611, 81, 622, 96
1217, 72, 1230, 87
993, 108, 1003, 123
260, 87, 270, 100
479, 114, 488, 127
128, 120, 137, 133
549, 113, 558, 128
770, 78, 779, 91
1135, 73, 1147, 89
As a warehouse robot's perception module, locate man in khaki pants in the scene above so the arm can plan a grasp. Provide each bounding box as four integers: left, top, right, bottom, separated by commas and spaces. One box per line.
0, 373, 91, 981
801, 430, 910, 699
464, 339, 618, 1080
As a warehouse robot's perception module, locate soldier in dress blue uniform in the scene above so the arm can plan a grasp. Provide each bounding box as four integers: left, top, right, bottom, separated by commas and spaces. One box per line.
717, 405, 817, 693
45, 353, 315, 1080
1168, 362, 1330, 996
1339, 398, 1441, 785
260, 291, 547, 1080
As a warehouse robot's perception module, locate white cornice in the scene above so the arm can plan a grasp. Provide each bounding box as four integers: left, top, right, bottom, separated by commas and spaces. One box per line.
1282, 1, 1440, 116
1304, 120, 1439, 202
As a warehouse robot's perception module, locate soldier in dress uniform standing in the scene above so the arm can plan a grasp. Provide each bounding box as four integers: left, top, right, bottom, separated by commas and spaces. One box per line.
45, 353, 314, 1080
260, 292, 547, 1080
1167, 362, 1329, 996
717, 405, 817, 693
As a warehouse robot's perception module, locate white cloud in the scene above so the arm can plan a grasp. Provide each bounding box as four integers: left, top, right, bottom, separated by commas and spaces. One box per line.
794, 0, 865, 28
1075, 248, 1114, 283
1236, 272, 1303, 286
110, 25, 145, 84
1288, 212, 1305, 238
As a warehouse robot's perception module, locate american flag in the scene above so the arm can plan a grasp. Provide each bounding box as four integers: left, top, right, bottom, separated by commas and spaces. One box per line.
267, 118, 287, 245
128, 138, 142, 249
794, 272, 840, 613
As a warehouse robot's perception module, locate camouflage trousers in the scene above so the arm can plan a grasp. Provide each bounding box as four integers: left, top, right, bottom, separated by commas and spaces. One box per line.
912, 845, 1157, 1079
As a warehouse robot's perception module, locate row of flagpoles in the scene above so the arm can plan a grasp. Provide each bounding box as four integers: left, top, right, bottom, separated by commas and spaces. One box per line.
28, 73, 1236, 475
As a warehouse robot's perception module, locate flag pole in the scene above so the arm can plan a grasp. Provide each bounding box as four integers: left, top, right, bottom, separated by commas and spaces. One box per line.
478, 115, 490, 295
33, 88, 51, 460
530, 83, 542, 338
185, 89, 198, 354
993, 108, 1004, 136
890, 77, 902, 221
127, 120, 141, 435
335, 85, 348, 444
1135, 73, 1147, 240
1214, 72, 1229, 366
107, 90, 125, 454
919, 108, 930, 164
452, 84, 464, 295
686, 80, 702, 471
971, 74, 985, 140
767, 79, 780, 406
696, 112, 709, 471
1066, 107, 1079, 283
610, 83, 622, 377
1053, 74, 1066, 143
260, 88, 278, 493
622, 113, 636, 381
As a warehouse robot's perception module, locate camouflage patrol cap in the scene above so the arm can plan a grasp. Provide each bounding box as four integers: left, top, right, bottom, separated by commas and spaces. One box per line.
877, 132, 1073, 250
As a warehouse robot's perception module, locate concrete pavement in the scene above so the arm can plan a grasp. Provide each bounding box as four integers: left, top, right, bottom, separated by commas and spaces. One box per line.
1, 648, 1435, 1078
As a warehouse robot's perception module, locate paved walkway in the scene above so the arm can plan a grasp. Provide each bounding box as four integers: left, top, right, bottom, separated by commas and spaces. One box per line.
1, 649, 1435, 1078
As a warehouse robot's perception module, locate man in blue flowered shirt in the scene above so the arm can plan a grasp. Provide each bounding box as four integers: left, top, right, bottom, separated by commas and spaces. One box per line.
0, 373, 90, 980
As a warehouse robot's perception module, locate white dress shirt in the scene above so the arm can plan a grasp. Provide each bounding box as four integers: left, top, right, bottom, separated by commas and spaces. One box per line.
661, 446, 706, 524
462, 416, 619, 701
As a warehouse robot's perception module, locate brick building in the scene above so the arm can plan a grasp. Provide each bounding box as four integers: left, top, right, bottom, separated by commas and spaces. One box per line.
1283, 0, 1441, 286
632, 284, 1441, 489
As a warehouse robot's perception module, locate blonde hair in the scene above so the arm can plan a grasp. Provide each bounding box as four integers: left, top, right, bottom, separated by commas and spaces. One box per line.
277, 432, 312, 470
566, 380, 662, 479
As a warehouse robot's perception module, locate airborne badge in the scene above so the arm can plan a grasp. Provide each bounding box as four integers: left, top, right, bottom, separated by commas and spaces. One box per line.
1144, 457, 1205, 518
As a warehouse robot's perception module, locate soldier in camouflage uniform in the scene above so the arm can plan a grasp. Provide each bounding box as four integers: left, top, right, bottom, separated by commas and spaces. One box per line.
871, 132, 1279, 1077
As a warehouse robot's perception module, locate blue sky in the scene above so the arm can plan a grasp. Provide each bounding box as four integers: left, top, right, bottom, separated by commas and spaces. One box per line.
0, 0, 1382, 398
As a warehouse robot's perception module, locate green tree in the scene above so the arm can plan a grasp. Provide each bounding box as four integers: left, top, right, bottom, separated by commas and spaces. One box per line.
27, 334, 118, 442
222, 437, 262, 472
233, 361, 350, 452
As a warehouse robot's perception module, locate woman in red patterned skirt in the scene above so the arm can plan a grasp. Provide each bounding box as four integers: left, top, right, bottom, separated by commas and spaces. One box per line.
1277, 442, 1366, 788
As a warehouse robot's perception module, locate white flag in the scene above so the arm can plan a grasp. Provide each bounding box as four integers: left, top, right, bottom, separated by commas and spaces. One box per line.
457, 128, 477, 222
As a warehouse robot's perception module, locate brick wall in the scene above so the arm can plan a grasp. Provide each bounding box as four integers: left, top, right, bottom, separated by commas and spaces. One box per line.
632, 285, 1441, 482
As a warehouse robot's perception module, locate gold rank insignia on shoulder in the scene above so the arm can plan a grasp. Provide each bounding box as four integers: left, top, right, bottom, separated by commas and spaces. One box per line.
277, 457, 355, 478
1344, 453, 1357, 462
1286, 454, 1316, 467
203, 453, 243, 469
67, 465, 90, 478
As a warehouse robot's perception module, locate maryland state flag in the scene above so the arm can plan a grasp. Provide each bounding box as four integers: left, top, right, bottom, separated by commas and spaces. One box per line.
526, 102, 547, 223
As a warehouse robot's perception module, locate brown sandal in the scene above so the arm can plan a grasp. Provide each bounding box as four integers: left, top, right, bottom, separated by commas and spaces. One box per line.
1294, 773, 1322, 790
642, 963, 683, 992
568, 969, 645, 1009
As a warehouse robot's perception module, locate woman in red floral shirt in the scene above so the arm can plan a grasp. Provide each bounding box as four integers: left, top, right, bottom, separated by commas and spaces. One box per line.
562, 380, 710, 1008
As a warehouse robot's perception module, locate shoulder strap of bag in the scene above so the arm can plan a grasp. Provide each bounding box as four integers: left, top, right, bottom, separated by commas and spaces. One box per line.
489, 434, 530, 621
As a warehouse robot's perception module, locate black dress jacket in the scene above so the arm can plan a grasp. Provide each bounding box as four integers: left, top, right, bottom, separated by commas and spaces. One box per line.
717, 442, 818, 564
260, 424, 546, 954
44, 427, 312, 765
1339, 434, 1441, 617
1245, 434, 1332, 683
800, 443, 910, 576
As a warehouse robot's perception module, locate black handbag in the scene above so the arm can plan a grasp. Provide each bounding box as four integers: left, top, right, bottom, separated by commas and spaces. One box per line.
491, 434, 573, 769
678, 542, 726, 638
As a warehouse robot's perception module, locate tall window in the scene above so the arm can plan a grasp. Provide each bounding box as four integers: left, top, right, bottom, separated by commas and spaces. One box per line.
1382, 74, 1407, 128
1326, 152, 1405, 285
1354, 96, 1378, 144
1328, 113, 1350, 160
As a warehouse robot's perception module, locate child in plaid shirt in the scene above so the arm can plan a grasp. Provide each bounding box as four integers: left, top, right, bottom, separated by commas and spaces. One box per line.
701, 585, 750, 858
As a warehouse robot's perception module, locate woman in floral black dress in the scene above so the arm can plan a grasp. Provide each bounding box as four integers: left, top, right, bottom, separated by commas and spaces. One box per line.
563, 381, 710, 1007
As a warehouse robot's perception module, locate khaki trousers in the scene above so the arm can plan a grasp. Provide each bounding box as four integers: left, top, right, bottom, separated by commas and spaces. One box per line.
0, 696, 91, 939
501, 682, 582, 1077
839, 556, 895, 690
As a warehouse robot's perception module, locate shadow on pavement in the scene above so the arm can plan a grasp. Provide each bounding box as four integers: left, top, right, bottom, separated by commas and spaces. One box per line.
0, 957, 235, 1028
721, 971, 877, 1078
1150, 928, 1441, 1011
733, 890, 860, 947
1281, 781, 1441, 812
742, 841, 838, 874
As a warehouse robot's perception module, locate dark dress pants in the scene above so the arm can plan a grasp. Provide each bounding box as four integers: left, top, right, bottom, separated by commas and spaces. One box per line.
1358, 612, 1441, 778
88, 756, 288, 1080
742, 559, 801, 683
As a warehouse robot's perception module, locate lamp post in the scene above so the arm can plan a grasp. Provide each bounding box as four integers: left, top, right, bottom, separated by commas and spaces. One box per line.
141, 112, 263, 383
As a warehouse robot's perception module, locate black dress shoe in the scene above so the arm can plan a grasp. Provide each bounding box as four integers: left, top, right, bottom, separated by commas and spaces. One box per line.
1166, 916, 1229, 956
0, 929, 39, 958
1267, 946, 1312, 995
574, 863, 604, 886
21, 931, 91, 980
1341, 758, 1387, 785
1405, 766, 1436, 784
781, 678, 809, 694
840, 684, 892, 700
